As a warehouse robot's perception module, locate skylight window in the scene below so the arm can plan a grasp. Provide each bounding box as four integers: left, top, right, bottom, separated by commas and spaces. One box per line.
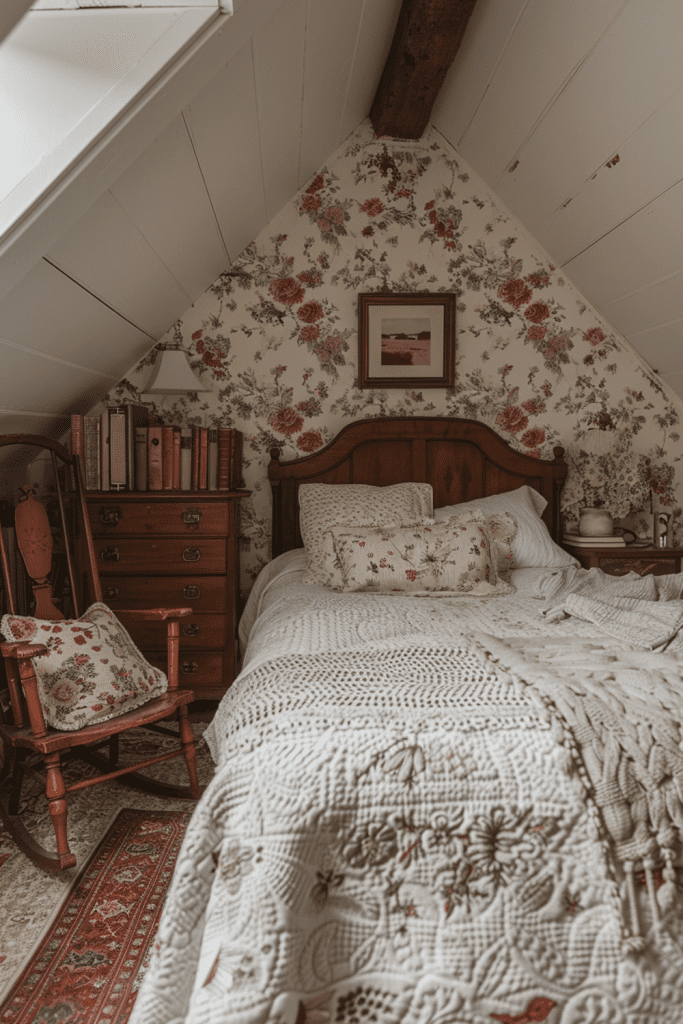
0, 2, 219, 240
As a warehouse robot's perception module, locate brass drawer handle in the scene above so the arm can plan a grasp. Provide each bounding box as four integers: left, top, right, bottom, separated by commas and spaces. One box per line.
183, 546, 200, 562
182, 507, 201, 525
103, 586, 119, 600
101, 546, 120, 562
99, 506, 121, 526
181, 661, 199, 674
182, 623, 200, 637
183, 585, 201, 600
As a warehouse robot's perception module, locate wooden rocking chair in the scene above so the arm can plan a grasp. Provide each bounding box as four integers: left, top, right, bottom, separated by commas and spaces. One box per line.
0, 434, 200, 872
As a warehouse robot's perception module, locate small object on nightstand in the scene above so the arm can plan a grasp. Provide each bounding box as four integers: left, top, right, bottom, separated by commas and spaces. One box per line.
563, 533, 624, 547
578, 507, 614, 537
654, 512, 672, 548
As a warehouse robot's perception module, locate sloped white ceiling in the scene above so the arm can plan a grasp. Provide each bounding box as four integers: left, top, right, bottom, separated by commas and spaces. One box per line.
0, 0, 682, 444
431, 0, 683, 398
0, 0, 402, 439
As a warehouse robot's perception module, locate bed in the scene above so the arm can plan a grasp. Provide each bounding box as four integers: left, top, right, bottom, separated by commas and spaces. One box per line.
131, 417, 683, 1024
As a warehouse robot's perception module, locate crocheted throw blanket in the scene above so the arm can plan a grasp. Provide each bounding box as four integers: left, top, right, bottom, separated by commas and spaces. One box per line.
479, 635, 683, 939
131, 622, 683, 1024
539, 565, 683, 649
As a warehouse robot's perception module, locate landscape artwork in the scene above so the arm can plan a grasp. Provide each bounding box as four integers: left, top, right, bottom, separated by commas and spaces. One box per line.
358, 292, 455, 389
381, 318, 431, 365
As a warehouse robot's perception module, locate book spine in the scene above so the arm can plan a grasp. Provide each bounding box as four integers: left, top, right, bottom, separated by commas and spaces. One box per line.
101, 411, 110, 491
230, 430, 243, 489
109, 407, 127, 490
126, 405, 137, 489
70, 414, 84, 460
180, 428, 192, 491
217, 428, 231, 490
198, 428, 209, 490
162, 426, 175, 490
207, 428, 218, 490
135, 427, 148, 491
83, 417, 101, 490
172, 427, 181, 490
148, 425, 163, 491
191, 427, 200, 490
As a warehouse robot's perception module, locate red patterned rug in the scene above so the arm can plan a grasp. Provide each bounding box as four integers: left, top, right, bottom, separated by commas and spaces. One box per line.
0, 808, 190, 1024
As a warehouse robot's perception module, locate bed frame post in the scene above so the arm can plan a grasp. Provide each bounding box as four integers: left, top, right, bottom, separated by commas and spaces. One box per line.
269, 448, 284, 559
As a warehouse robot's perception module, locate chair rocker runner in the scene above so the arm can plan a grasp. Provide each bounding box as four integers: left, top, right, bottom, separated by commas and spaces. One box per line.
0, 434, 201, 872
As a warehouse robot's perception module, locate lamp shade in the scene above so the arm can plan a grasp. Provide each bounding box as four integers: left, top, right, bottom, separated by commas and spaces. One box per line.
143, 349, 212, 394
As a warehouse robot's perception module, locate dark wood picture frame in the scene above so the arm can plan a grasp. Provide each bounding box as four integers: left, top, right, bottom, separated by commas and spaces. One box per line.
358, 292, 455, 389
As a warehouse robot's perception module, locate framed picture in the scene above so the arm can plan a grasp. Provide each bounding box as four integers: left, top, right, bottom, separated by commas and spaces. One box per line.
357, 292, 455, 389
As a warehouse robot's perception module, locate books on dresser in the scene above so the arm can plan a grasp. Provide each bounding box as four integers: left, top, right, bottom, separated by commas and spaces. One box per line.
70, 410, 244, 492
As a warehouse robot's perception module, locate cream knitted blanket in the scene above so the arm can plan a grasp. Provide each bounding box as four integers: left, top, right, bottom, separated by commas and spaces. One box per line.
540, 565, 683, 649
478, 634, 683, 948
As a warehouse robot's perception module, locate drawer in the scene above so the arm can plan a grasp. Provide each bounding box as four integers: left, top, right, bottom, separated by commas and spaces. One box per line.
96, 538, 226, 574
122, 613, 228, 651
148, 651, 226, 692
100, 574, 228, 612
88, 500, 231, 536
598, 555, 678, 577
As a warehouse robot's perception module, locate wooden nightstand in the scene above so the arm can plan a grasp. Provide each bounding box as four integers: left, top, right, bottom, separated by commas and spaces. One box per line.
564, 544, 683, 577
81, 491, 248, 699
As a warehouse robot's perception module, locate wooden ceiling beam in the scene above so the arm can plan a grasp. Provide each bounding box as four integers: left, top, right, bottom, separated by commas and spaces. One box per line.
370, 0, 478, 140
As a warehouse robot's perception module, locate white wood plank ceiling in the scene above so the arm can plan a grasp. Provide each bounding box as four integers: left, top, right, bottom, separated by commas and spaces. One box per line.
1, 0, 683, 442
432, 0, 683, 398
0, 0, 402, 437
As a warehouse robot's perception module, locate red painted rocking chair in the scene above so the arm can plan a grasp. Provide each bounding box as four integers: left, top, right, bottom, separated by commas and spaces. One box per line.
0, 434, 200, 872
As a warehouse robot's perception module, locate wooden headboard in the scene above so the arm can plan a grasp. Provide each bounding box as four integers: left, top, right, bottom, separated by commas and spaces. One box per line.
268, 416, 567, 558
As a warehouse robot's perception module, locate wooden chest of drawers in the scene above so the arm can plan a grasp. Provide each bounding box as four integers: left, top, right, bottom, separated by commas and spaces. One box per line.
82, 492, 248, 699
564, 544, 683, 577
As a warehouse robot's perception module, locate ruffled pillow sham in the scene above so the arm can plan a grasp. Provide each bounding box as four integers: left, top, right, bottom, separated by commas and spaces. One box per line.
326, 510, 512, 596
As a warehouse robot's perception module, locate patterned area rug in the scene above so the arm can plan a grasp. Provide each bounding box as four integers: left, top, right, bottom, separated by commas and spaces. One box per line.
0, 724, 215, 1003
0, 809, 191, 1024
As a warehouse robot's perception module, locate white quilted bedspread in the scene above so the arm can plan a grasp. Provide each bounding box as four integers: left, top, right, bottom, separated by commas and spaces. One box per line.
130, 557, 683, 1024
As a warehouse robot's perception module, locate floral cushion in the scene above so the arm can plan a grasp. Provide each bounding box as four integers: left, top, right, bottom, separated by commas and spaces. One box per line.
0, 603, 168, 731
327, 511, 512, 595
299, 482, 434, 586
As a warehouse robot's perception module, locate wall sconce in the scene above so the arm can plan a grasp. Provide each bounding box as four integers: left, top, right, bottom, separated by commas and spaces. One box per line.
143, 319, 212, 397
143, 346, 212, 395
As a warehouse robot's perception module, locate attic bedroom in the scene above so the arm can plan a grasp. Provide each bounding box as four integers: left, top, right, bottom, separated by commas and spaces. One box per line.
2, 1, 683, 1022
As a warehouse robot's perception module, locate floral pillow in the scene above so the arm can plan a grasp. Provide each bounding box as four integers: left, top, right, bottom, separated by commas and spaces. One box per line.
0, 603, 168, 731
327, 511, 512, 596
299, 482, 434, 587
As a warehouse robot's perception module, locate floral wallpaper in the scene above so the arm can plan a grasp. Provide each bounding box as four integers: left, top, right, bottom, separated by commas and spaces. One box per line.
108, 120, 683, 596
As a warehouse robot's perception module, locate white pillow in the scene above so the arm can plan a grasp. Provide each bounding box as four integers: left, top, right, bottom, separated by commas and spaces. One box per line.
328, 511, 511, 596
299, 482, 433, 586
433, 485, 578, 569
